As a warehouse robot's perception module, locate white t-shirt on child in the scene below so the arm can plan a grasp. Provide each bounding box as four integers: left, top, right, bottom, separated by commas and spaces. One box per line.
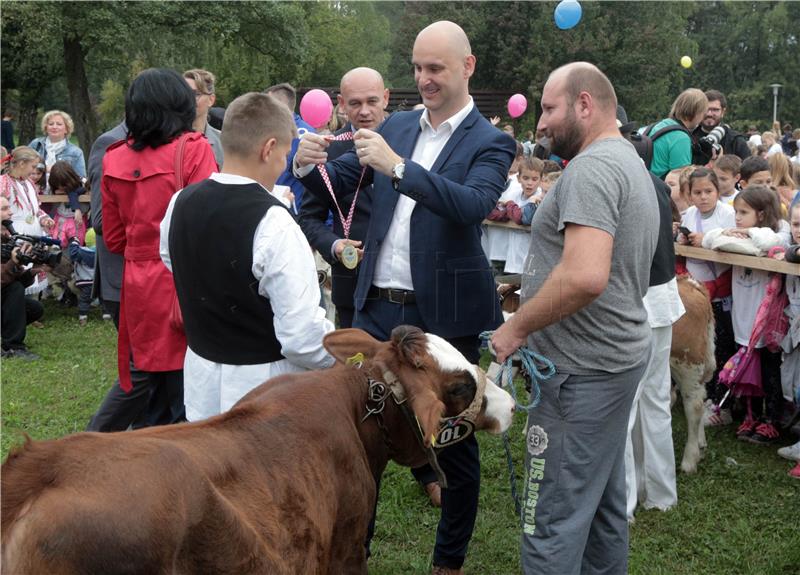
730, 225, 790, 347
681, 201, 735, 284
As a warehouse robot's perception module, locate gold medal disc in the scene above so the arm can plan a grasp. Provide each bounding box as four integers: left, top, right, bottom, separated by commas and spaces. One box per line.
341, 244, 359, 270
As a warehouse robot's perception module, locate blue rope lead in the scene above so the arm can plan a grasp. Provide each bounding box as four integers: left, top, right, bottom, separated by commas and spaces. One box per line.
479, 331, 556, 412
480, 330, 556, 524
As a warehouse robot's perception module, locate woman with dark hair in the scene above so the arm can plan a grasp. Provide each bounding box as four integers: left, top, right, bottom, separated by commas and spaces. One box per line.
98, 68, 217, 428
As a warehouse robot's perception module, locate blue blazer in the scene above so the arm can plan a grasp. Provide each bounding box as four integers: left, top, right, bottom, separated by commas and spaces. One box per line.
300, 106, 516, 338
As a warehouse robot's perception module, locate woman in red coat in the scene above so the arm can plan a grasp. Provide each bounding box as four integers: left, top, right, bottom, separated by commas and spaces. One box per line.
101, 68, 217, 425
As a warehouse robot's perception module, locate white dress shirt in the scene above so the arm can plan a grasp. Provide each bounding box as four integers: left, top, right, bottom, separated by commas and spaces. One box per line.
373, 98, 475, 290
160, 172, 334, 421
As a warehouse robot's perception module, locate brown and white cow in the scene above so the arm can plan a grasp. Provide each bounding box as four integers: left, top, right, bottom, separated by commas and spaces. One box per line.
669, 276, 716, 473
1, 326, 514, 575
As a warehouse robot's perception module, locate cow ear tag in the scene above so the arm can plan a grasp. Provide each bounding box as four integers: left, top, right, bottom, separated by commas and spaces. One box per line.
346, 352, 365, 367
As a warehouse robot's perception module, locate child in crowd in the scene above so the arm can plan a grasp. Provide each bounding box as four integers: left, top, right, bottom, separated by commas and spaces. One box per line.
703, 186, 790, 443
775, 199, 800, 477
714, 154, 742, 206
30, 160, 46, 194
483, 143, 524, 271
502, 157, 543, 273
679, 167, 737, 425
47, 161, 87, 247
740, 156, 772, 188
768, 152, 797, 211
523, 170, 560, 226
68, 228, 96, 326
762, 131, 782, 157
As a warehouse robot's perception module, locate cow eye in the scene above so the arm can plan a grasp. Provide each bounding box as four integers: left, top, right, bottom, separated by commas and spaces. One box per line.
447, 378, 476, 400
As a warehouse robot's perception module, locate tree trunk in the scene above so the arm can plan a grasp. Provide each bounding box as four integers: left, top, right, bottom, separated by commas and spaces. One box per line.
63, 33, 97, 158
16, 95, 39, 147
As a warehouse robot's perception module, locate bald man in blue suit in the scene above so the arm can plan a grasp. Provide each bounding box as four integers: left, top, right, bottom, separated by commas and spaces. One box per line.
296, 21, 515, 575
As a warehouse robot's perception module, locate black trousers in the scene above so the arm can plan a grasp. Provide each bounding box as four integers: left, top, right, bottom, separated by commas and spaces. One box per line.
86, 300, 185, 431
1, 280, 44, 350
355, 297, 481, 570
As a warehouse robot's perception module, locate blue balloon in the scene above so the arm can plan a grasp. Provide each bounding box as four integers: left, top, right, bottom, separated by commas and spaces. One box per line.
554, 0, 582, 30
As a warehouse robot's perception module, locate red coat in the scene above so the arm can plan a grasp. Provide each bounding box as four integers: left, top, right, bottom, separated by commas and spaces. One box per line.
102, 133, 217, 390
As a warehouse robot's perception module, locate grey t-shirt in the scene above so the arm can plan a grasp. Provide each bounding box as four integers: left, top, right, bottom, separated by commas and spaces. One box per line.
521, 137, 658, 375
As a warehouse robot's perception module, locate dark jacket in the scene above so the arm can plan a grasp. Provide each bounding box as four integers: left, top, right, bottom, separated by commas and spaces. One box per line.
298, 123, 373, 309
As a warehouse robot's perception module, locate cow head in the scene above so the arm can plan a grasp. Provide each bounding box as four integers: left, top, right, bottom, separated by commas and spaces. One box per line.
323, 326, 515, 456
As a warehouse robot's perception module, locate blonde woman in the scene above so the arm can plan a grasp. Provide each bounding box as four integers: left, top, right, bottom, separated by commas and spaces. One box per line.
28, 110, 86, 186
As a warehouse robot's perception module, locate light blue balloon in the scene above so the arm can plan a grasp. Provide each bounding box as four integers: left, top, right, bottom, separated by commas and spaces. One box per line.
554, 0, 582, 30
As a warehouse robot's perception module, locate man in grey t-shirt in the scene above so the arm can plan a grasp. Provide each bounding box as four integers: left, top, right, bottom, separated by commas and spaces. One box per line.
492, 63, 658, 574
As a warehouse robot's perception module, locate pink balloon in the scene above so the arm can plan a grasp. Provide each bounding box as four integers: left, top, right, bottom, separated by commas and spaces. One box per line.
507, 94, 527, 118
299, 89, 333, 129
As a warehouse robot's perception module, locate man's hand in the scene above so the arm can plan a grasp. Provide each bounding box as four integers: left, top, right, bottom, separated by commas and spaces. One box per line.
295, 133, 332, 169
490, 116, 501, 126
353, 129, 402, 176
490, 318, 528, 364
74, 209, 83, 226
333, 239, 364, 262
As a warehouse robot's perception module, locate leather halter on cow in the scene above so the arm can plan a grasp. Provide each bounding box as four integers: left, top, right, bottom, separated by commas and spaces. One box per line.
360, 358, 489, 488
1, 325, 514, 575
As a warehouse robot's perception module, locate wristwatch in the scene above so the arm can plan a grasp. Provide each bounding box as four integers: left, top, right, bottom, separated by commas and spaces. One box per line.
391, 161, 405, 190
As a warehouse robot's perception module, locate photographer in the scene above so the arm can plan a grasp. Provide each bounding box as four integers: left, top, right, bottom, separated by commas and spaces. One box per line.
1, 197, 45, 360
692, 90, 751, 165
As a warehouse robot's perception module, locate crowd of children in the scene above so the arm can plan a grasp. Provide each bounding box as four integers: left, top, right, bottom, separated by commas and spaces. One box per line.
484, 119, 800, 480
483, 144, 562, 275
672, 152, 800, 479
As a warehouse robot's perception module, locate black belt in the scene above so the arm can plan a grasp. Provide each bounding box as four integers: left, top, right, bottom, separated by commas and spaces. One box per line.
370, 286, 416, 305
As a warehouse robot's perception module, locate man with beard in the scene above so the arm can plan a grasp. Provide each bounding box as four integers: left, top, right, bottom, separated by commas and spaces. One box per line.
491, 62, 658, 574
692, 89, 750, 165
295, 21, 515, 575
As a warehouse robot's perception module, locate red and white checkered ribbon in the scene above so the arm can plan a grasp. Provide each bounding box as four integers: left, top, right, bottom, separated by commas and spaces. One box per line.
318, 132, 366, 239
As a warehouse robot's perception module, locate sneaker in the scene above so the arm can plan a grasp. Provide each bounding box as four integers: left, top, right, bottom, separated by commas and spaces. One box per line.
736, 418, 757, 441
777, 441, 800, 461
703, 401, 733, 427
747, 421, 780, 445
789, 463, 800, 479
1, 347, 40, 361
102, 313, 112, 321
78, 315, 88, 326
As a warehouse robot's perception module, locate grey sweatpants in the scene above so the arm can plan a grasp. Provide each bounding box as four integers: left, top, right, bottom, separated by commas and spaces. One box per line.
520, 362, 646, 575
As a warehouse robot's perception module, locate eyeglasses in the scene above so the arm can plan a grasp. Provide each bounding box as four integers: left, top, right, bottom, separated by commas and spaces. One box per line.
193, 91, 212, 99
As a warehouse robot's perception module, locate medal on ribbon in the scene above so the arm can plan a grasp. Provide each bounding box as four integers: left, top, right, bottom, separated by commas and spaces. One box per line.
318, 132, 367, 271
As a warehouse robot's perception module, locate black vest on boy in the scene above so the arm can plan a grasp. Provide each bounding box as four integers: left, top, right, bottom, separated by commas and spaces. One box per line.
169, 180, 285, 364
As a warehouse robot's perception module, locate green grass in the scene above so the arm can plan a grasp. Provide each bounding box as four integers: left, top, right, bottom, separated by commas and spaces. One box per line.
2, 301, 799, 574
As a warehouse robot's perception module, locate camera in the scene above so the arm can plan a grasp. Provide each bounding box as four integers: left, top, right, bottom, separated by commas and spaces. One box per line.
1, 220, 62, 268
698, 125, 725, 156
